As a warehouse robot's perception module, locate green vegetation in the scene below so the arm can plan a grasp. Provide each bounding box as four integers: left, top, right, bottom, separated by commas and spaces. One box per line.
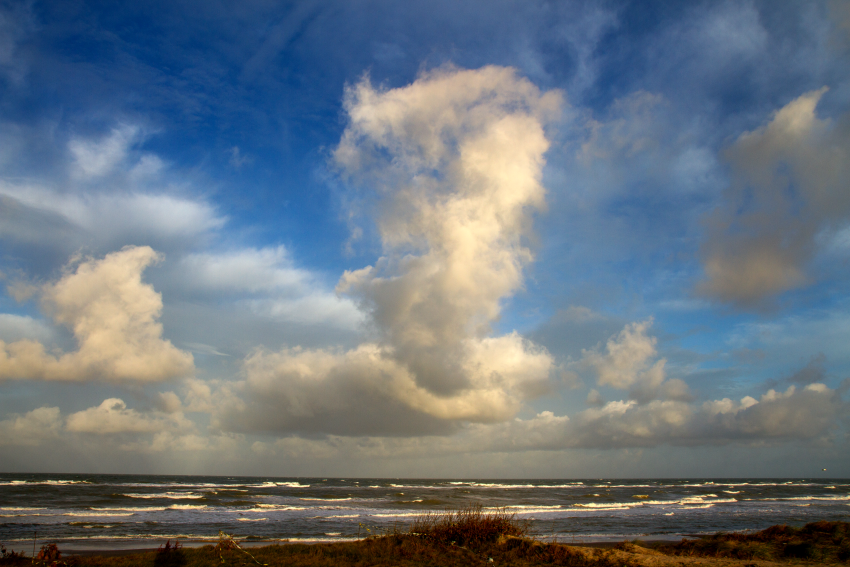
650, 520, 850, 562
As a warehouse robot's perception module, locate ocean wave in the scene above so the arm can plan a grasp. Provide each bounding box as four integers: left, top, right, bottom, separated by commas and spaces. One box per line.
300, 497, 354, 501
678, 496, 737, 504
281, 536, 360, 543
496, 506, 566, 514
237, 517, 267, 522
393, 482, 581, 490
116, 482, 222, 489
246, 481, 310, 489
369, 511, 433, 518
247, 505, 307, 512
0, 479, 91, 486
763, 495, 850, 502
95, 507, 169, 512
573, 502, 636, 510
4, 534, 222, 542
167, 504, 207, 510
500, 504, 563, 510
122, 492, 205, 499
62, 512, 135, 517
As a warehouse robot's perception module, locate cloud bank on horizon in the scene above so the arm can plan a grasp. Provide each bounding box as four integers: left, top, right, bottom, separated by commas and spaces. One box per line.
0, 0, 849, 477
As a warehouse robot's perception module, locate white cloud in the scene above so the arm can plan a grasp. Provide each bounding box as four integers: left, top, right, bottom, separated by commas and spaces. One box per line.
454, 380, 844, 452
0, 183, 225, 245
222, 332, 553, 435
66, 398, 192, 434
582, 319, 660, 389
0, 246, 194, 382
69, 125, 139, 179
220, 66, 560, 435
700, 87, 850, 305
579, 319, 692, 406
178, 247, 363, 329
0, 406, 62, 446
183, 378, 215, 413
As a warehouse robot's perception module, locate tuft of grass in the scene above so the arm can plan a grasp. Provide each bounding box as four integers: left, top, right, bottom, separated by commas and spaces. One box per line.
408, 504, 529, 548
153, 540, 185, 567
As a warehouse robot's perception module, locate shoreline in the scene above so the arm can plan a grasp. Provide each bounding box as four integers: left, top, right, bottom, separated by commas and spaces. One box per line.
3, 535, 694, 554
2, 521, 847, 566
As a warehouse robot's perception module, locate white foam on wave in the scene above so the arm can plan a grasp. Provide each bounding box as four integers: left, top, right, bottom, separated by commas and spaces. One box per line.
62, 512, 134, 517
496, 505, 565, 514
573, 502, 636, 510
167, 504, 207, 510
238, 517, 267, 522
300, 497, 353, 501
118, 482, 221, 489
282, 536, 360, 543
773, 495, 850, 502
0, 480, 91, 486
500, 505, 563, 510
5, 533, 221, 542
95, 507, 168, 512
398, 482, 581, 490
123, 492, 205, 499
370, 511, 432, 518
248, 481, 310, 488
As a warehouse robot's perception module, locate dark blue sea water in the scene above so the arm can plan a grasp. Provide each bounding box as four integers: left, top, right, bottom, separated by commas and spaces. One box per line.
1, 474, 848, 552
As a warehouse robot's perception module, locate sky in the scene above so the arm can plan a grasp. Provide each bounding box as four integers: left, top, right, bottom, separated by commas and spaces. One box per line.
1, 0, 849, 478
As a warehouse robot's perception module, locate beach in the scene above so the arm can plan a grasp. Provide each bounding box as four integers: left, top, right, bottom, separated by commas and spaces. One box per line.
3, 516, 848, 566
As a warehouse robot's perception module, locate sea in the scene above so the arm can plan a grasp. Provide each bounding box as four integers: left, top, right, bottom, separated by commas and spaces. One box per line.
1, 474, 848, 552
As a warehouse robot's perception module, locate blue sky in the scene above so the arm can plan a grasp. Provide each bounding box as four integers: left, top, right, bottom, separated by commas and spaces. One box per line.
1, 0, 849, 477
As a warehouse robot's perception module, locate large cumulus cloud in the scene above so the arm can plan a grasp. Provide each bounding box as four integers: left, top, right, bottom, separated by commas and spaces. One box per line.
0, 246, 194, 382
219, 66, 561, 435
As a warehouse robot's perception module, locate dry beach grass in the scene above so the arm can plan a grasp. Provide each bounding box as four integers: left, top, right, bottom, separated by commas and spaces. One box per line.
2, 508, 848, 567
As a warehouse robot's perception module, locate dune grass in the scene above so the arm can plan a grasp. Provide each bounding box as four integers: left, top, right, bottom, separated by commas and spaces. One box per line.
648, 520, 850, 562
